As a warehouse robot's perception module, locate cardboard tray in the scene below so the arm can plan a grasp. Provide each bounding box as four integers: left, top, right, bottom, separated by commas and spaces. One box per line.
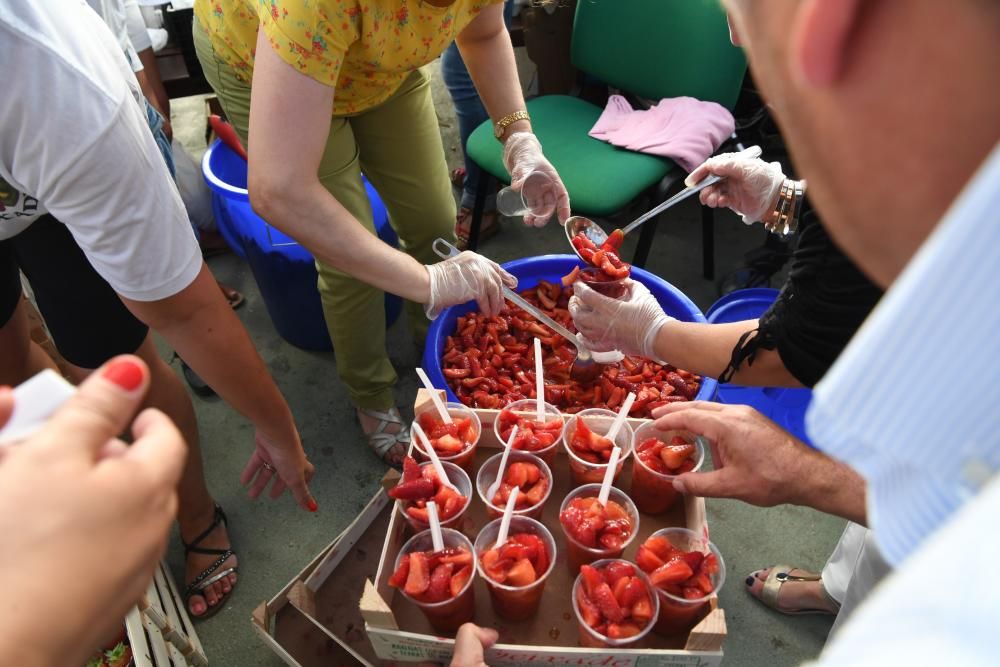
255, 390, 725, 666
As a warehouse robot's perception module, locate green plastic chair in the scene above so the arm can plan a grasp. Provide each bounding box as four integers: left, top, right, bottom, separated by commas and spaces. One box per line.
464, 0, 747, 277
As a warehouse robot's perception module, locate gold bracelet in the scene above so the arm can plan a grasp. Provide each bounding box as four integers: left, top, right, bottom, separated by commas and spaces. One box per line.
494, 110, 530, 141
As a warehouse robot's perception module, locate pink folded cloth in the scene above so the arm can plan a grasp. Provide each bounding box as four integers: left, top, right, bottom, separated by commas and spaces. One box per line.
589, 95, 735, 172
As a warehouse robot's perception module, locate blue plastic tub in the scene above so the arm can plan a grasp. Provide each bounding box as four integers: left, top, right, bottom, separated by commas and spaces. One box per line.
705, 288, 814, 447
422, 255, 718, 405
201, 140, 402, 351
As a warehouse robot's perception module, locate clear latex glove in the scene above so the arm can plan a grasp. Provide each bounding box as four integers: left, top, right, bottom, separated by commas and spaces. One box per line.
684, 146, 785, 224
502, 131, 571, 226
426, 251, 517, 319
568, 280, 673, 360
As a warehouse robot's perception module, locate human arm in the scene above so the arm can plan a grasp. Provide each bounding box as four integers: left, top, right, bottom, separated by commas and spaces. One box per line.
684, 147, 788, 224
247, 31, 513, 314
0, 357, 185, 665
652, 402, 867, 524
455, 4, 570, 224
569, 281, 803, 386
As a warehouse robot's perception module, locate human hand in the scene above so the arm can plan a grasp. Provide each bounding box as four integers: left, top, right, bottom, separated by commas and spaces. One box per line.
651, 401, 822, 507
684, 147, 784, 224
450, 623, 499, 667
0, 356, 185, 664
426, 251, 517, 319
502, 132, 571, 226
569, 280, 673, 358
242, 428, 317, 512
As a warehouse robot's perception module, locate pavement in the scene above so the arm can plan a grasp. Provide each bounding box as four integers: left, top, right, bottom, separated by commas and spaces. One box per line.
165, 59, 841, 667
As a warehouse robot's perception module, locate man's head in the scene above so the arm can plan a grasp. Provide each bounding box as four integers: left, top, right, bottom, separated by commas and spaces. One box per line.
724, 0, 1000, 288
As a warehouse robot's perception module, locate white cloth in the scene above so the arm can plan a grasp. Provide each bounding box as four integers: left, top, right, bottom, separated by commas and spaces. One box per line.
86, 0, 141, 71
820, 522, 891, 635
123, 0, 152, 53
807, 141, 1000, 566
0, 0, 201, 302
812, 475, 1000, 666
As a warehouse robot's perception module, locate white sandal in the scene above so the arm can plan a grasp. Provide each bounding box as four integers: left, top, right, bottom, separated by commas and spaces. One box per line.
357, 407, 410, 469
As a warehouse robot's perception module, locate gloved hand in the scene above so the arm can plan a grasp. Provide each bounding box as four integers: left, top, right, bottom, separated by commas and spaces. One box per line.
684, 146, 785, 224
502, 131, 571, 226
569, 280, 673, 359
426, 251, 517, 319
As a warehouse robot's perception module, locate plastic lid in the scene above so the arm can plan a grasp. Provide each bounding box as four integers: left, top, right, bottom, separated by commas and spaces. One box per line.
706, 289, 814, 447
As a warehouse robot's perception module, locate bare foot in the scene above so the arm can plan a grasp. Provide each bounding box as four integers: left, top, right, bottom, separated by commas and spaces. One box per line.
745, 567, 839, 615
182, 508, 239, 618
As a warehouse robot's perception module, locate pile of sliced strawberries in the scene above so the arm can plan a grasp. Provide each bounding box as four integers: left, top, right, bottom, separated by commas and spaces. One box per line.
569, 229, 631, 282
559, 496, 633, 550
390, 456, 467, 524
636, 535, 719, 600
416, 412, 477, 456
479, 532, 551, 586
490, 461, 549, 509
389, 546, 474, 603
635, 436, 697, 475
576, 561, 655, 639
568, 418, 616, 463
496, 409, 564, 452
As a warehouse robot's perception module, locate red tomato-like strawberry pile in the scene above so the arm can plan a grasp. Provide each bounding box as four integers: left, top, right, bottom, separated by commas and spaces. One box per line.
441, 280, 701, 418
635, 436, 698, 475
576, 561, 655, 639
491, 461, 549, 509
496, 408, 563, 452
559, 496, 634, 550
568, 418, 616, 463
390, 456, 467, 524
636, 535, 720, 600
416, 412, 477, 456
570, 229, 631, 281
389, 546, 474, 603
479, 533, 551, 586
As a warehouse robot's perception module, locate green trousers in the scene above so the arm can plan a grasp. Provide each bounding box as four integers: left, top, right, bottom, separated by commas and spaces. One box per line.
195, 21, 457, 410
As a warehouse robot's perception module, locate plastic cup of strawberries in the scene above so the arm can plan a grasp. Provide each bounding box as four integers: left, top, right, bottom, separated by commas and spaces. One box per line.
476, 450, 553, 521
414, 402, 481, 473
635, 527, 726, 637
474, 516, 557, 620
391, 456, 472, 533
493, 398, 565, 466
388, 527, 477, 633
558, 484, 640, 574
563, 409, 635, 487
629, 423, 706, 514
572, 559, 660, 648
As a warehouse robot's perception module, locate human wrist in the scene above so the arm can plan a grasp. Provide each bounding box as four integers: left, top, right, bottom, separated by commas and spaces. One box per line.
641, 313, 673, 362
499, 119, 532, 145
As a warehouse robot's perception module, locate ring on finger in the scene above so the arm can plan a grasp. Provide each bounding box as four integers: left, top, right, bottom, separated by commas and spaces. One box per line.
262, 462, 276, 473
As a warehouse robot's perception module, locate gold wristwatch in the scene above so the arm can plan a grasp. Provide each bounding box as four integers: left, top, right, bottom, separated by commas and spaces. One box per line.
494, 110, 530, 141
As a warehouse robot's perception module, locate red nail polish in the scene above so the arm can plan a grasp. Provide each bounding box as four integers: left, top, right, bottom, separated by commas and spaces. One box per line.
307, 499, 318, 513
102, 359, 144, 392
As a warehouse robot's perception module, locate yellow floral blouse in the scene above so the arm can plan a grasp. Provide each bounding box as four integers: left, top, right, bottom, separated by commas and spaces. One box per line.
195, 0, 501, 115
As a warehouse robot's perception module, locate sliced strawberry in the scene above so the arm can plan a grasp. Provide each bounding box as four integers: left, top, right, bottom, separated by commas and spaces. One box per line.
620, 575, 648, 608
692, 572, 714, 595
682, 586, 705, 600
590, 582, 625, 623
642, 535, 675, 561
404, 552, 430, 597
406, 506, 429, 524
603, 561, 636, 587
479, 549, 509, 583
579, 565, 604, 597
679, 550, 704, 572
636, 545, 665, 573
505, 558, 537, 587
575, 585, 601, 628
499, 542, 537, 562
630, 593, 654, 624
601, 228, 625, 252
612, 576, 630, 606
388, 555, 410, 588
505, 462, 529, 488
599, 532, 624, 550
660, 443, 696, 470
401, 456, 421, 483
523, 463, 541, 484
426, 562, 454, 602
649, 560, 694, 588
450, 565, 472, 597
606, 622, 641, 639
524, 477, 547, 506
438, 550, 473, 567
388, 477, 435, 501
433, 434, 465, 453
699, 552, 720, 576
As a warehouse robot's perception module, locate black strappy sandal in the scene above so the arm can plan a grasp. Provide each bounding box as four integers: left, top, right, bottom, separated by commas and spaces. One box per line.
182, 504, 238, 621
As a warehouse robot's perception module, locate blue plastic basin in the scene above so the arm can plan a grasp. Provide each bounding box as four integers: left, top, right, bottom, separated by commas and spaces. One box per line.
201, 140, 402, 351
423, 255, 718, 406
705, 288, 814, 447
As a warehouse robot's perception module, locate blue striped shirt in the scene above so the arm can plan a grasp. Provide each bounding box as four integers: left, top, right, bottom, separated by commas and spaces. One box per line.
807, 141, 1000, 567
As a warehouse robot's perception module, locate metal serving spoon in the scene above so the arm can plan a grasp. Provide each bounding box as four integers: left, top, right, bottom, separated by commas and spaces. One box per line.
565, 146, 763, 261
432, 238, 601, 382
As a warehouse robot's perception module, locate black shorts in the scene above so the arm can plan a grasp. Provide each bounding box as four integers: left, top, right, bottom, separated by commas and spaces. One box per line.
0, 215, 148, 368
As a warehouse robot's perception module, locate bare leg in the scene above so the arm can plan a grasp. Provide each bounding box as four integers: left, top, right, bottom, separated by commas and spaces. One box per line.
0, 298, 59, 386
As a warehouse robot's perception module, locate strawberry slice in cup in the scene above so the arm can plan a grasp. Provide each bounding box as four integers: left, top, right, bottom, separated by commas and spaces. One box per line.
630, 423, 706, 514
572, 559, 659, 648
388, 528, 477, 633
558, 484, 639, 573
476, 451, 553, 520
414, 403, 481, 473
564, 409, 634, 487
391, 456, 471, 533
474, 517, 557, 620
494, 399, 565, 466
635, 528, 726, 637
